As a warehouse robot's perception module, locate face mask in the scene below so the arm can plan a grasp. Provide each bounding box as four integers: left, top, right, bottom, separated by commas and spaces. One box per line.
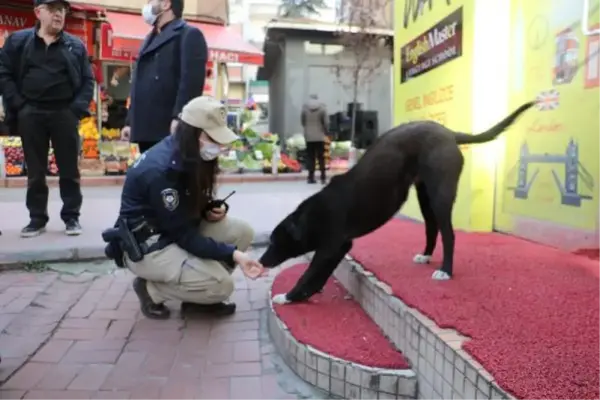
200, 141, 222, 161
142, 4, 158, 26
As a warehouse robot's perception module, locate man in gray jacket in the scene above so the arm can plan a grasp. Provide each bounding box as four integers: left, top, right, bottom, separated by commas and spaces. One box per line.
301, 94, 328, 184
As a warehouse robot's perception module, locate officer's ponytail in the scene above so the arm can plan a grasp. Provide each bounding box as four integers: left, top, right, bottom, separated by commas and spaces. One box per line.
175, 121, 219, 219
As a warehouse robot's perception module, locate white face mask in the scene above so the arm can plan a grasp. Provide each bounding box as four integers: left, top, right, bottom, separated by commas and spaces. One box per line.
200, 141, 222, 161
142, 4, 158, 26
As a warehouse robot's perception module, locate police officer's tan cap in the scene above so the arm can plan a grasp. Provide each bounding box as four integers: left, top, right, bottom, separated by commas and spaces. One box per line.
180, 96, 238, 144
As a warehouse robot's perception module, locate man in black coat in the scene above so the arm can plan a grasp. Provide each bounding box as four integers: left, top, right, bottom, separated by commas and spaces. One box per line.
0, 0, 94, 238
121, 0, 208, 153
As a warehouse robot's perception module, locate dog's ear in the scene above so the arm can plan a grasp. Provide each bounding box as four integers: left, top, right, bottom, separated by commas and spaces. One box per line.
286, 220, 303, 242
285, 211, 307, 242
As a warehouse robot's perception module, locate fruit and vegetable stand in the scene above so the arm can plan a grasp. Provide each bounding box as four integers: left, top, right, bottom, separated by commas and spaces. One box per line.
1, 119, 354, 178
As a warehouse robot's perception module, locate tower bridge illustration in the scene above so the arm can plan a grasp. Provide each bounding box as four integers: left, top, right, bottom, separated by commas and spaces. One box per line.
506, 139, 594, 207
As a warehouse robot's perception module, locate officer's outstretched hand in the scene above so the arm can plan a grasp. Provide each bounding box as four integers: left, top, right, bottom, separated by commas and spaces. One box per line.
233, 250, 267, 280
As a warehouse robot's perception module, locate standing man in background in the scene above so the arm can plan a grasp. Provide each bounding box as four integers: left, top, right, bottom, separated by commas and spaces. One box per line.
121, 0, 208, 153
301, 94, 328, 184
0, 0, 94, 238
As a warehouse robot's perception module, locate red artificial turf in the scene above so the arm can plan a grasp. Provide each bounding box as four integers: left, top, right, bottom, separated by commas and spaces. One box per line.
350, 218, 599, 400
271, 264, 410, 369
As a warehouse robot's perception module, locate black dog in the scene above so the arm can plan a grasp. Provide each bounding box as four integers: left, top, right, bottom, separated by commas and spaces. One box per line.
260, 102, 536, 305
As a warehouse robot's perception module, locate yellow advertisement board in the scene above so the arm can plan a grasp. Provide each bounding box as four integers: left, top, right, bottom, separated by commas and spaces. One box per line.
494, 0, 600, 236
394, 0, 475, 230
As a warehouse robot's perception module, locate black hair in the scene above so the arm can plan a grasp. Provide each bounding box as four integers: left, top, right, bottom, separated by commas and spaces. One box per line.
175, 120, 218, 218
170, 0, 183, 19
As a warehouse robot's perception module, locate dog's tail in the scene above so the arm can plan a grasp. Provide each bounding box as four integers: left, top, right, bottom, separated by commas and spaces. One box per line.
454, 101, 536, 145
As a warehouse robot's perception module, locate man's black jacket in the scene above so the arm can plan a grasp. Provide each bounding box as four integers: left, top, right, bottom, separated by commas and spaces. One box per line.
0, 28, 94, 136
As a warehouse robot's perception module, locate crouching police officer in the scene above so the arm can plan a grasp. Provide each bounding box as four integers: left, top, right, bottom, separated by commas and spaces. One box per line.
104, 96, 265, 319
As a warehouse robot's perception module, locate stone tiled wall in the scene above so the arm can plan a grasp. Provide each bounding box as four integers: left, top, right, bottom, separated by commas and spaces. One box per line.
267, 292, 418, 399
334, 256, 516, 400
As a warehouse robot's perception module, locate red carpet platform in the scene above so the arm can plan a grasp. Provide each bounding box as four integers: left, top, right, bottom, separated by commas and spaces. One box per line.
269, 264, 417, 398
348, 218, 599, 400
272, 264, 409, 368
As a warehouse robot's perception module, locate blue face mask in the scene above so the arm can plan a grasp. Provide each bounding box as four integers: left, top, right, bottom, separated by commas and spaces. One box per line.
200, 141, 221, 161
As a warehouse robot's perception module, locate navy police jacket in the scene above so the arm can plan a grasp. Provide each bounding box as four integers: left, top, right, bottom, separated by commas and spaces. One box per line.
125, 19, 207, 143
119, 135, 235, 262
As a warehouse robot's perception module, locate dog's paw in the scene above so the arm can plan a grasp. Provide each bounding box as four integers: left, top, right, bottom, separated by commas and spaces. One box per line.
272, 293, 291, 305
431, 270, 451, 281
413, 254, 432, 264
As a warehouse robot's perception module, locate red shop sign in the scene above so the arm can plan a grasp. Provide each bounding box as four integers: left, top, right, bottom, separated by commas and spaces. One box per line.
99, 22, 135, 62
209, 50, 239, 63
0, 6, 90, 51
209, 49, 263, 66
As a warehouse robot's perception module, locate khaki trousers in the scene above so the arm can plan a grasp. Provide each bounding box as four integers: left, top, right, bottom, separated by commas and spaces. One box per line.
126, 217, 254, 304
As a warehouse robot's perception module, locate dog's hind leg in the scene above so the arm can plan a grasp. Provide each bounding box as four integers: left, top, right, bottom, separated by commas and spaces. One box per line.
429, 184, 458, 281
413, 182, 438, 265
274, 241, 352, 304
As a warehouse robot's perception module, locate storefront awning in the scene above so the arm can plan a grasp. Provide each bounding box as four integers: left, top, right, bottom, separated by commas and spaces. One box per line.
2, 0, 105, 13
101, 12, 264, 66
0, 3, 95, 53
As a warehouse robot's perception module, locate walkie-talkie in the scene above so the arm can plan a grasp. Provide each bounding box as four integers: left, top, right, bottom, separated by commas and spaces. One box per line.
206, 190, 236, 213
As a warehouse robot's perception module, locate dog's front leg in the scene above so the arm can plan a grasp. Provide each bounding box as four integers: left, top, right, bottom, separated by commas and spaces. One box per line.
308, 241, 352, 294
273, 242, 352, 305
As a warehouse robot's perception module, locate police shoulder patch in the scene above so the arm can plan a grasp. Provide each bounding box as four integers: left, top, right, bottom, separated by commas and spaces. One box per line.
161, 188, 180, 211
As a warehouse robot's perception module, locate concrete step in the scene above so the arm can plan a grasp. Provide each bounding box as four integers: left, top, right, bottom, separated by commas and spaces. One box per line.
267, 263, 418, 399
333, 255, 515, 400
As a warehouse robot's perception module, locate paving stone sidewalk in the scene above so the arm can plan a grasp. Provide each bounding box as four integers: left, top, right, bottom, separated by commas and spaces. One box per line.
0, 250, 322, 399
0, 182, 319, 265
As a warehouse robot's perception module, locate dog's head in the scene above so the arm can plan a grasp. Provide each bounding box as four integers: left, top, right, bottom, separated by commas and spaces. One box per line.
259, 207, 312, 268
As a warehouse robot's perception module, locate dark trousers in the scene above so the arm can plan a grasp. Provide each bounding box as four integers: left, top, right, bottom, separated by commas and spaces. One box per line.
19, 106, 82, 225
305, 141, 326, 181
137, 141, 160, 153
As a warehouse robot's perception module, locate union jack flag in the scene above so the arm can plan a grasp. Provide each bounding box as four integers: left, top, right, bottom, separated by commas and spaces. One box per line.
535, 89, 560, 111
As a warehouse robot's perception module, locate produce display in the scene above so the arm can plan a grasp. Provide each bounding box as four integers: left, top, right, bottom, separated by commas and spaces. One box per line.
48, 148, 58, 175
99, 141, 132, 175
101, 127, 121, 140
1, 137, 25, 176
263, 153, 302, 174
79, 117, 100, 140
2, 105, 350, 178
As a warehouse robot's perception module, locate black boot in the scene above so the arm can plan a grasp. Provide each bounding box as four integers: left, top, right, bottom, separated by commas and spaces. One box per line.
181, 302, 237, 317
133, 278, 171, 320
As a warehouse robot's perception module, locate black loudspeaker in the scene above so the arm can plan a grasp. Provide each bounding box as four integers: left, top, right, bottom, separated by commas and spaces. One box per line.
333, 112, 352, 141
346, 102, 363, 117
328, 113, 340, 133
353, 110, 379, 149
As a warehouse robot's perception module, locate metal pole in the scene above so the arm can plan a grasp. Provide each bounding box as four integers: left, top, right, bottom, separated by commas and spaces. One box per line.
0, 141, 5, 179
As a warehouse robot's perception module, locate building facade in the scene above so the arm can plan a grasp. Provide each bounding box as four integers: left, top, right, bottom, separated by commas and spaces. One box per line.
393, 0, 599, 250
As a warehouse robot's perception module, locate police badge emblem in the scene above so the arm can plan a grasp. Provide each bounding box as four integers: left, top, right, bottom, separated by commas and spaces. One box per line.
161, 188, 180, 211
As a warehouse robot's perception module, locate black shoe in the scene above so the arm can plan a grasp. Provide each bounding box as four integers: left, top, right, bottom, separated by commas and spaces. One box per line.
321, 177, 327, 184
181, 302, 237, 317
133, 277, 171, 320
20, 221, 46, 238
307, 178, 317, 184
65, 220, 82, 236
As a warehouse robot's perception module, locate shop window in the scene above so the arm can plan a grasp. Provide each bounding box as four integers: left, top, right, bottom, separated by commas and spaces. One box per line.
553, 28, 579, 85
105, 64, 132, 101
323, 44, 344, 55
304, 41, 324, 55
103, 64, 132, 130
584, 25, 600, 89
